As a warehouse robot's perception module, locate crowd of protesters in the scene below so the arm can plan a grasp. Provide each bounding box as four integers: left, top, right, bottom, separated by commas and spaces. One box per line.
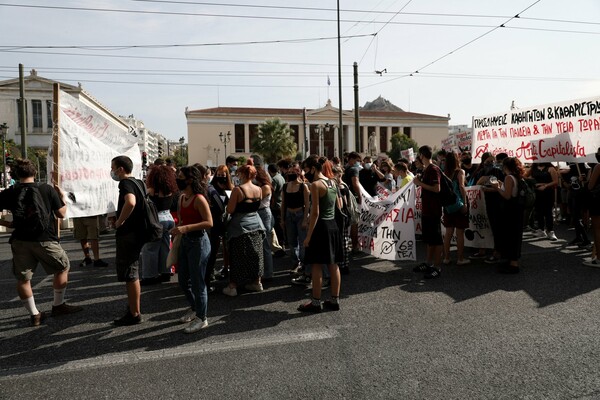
2, 145, 599, 330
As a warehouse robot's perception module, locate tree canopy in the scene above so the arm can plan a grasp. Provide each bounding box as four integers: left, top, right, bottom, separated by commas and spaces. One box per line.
251, 118, 297, 164
388, 133, 418, 162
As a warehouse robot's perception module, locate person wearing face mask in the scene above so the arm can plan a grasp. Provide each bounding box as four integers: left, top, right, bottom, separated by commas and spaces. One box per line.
359, 156, 384, 196
225, 155, 240, 186
343, 152, 363, 253
110, 155, 147, 326
171, 165, 214, 333
281, 166, 310, 275
460, 151, 477, 186
206, 165, 233, 282
378, 159, 396, 192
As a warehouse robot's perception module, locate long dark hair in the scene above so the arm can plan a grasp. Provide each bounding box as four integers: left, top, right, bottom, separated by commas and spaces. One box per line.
180, 165, 207, 196
503, 157, 525, 179
444, 152, 460, 177
255, 166, 272, 188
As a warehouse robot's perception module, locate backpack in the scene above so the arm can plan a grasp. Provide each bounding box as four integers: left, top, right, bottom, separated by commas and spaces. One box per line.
439, 170, 458, 207
444, 172, 465, 214
345, 190, 361, 225
128, 178, 163, 243
517, 177, 536, 208
12, 183, 50, 237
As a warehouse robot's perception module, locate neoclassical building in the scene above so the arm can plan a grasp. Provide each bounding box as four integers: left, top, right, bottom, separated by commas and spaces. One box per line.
185, 97, 449, 166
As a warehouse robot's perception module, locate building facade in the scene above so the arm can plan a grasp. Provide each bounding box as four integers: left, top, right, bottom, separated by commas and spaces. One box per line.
186, 99, 449, 166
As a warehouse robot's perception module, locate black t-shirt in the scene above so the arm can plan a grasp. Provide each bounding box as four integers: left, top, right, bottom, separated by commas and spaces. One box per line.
343, 165, 360, 196
358, 168, 380, 196
116, 178, 145, 236
0, 182, 64, 242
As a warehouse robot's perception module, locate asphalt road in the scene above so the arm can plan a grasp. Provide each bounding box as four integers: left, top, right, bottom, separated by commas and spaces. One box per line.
0, 223, 599, 400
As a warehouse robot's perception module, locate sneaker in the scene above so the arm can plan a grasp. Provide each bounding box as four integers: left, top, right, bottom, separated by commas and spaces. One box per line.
546, 231, 558, 241
51, 302, 83, 317
179, 309, 197, 324
534, 229, 547, 238
424, 266, 441, 279
113, 311, 142, 326
79, 257, 93, 267
578, 240, 592, 249
93, 259, 109, 267
222, 286, 238, 297
583, 259, 600, 268
183, 318, 208, 333
244, 282, 264, 292
468, 253, 486, 260
297, 302, 322, 313
456, 259, 471, 266
30, 311, 46, 327
484, 255, 501, 264
291, 275, 312, 286
207, 286, 216, 294
323, 300, 340, 311
412, 262, 430, 273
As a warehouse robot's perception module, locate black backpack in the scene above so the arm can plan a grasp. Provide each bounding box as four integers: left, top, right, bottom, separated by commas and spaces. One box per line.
128, 178, 163, 243
12, 183, 50, 237
439, 171, 458, 207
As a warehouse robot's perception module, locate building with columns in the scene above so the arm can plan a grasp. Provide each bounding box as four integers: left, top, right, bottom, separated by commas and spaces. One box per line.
186, 98, 449, 166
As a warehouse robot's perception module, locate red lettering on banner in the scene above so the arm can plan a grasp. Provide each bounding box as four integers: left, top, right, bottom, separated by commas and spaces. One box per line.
538, 139, 586, 158
555, 121, 574, 134
578, 117, 600, 132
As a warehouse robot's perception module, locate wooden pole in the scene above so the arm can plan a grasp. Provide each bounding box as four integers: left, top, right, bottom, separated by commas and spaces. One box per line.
52, 83, 61, 237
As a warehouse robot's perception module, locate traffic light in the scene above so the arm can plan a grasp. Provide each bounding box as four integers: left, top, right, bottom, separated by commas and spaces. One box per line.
141, 152, 147, 166
5, 154, 13, 165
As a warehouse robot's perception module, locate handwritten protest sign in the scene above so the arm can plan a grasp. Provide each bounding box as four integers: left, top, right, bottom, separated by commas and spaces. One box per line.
358, 182, 417, 261
47, 91, 141, 218
472, 96, 600, 163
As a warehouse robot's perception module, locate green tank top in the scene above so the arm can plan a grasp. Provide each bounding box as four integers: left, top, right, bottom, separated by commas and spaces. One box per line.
317, 178, 337, 220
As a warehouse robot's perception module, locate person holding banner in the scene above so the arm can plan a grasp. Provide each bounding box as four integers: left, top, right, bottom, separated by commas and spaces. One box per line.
491, 157, 526, 274
298, 156, 343, 312
412, 146, 444, 279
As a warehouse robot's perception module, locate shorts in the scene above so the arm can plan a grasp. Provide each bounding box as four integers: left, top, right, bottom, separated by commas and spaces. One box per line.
11, 240, 70, 281
73, 216, 99, 240
421, 215, 443, 246
115, 232, 144, 282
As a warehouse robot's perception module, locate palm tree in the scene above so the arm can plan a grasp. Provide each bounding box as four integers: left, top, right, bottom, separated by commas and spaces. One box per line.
252, 118, 297, 163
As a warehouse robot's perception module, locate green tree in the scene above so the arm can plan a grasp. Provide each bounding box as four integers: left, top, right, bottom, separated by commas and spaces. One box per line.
388, 133, 418, 162
251, 118, 297, 164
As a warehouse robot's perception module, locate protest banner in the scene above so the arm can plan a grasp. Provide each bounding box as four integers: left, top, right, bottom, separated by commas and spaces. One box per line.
414, 185, 494, 249
472, 96, 600, 163
400, 148, 415, 163
47, 90, 141, 218
358, 182, 417, 261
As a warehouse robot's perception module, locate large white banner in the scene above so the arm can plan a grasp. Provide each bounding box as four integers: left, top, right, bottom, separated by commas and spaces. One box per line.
47, 91, 141, 218
472, 96, 600, 163
358, 182, 417, 261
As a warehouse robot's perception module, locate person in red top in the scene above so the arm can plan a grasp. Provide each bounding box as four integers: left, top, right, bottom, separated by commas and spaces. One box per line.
171, 165, 214, 333
412, 145, 444, 279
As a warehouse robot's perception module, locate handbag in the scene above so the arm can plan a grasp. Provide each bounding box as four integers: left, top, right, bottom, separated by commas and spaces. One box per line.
166, 234, 182, 267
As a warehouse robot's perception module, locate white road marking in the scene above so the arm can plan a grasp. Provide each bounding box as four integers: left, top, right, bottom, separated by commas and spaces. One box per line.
0, 328, 339, 379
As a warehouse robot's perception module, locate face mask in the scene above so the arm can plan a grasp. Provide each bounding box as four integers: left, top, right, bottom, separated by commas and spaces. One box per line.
214, 176, 227, 185
287, 173, 298, 181
305, 172, 315, 182
110, 170, 120, 182
230, 166, 237, 173
355, 161, 361, 168
176, 178, 188, 191
364, 163, 372, 170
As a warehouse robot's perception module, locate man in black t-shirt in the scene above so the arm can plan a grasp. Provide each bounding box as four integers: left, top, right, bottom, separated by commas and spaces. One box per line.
110, 155, 146, 326
343, 152, 362, 252
0, 159, 82, 326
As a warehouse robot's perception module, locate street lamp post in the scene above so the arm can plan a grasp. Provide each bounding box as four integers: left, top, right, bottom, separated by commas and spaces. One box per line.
314, 126, 323, 156
213, 148, 221, 165
0, 123, 8, 189
219, 131, 231, 158
179, 137, 186, 163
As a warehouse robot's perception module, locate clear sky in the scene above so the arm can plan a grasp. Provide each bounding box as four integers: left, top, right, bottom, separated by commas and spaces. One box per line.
1, 0, 598, 142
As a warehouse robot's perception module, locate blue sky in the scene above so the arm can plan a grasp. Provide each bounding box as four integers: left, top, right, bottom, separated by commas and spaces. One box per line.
1, 0, 598, 142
